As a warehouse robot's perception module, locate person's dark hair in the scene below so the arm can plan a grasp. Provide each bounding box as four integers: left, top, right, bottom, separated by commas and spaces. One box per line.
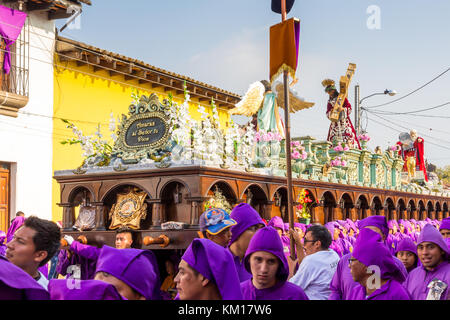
306, 225, 332, 250
16, 211, 25, 216
24, 216, 61, 267
115, 227, 134, 236
115, 227, 139, 248
331, 89, 339, 99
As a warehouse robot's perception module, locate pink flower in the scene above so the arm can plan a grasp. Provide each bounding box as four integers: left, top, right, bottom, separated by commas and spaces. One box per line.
344, 146, 349, 151
292, 151, 301, 159
292, 141, 300, 147
267, 132, 274, 141
334, 145, 344, 152
341, 160, 347, 167
255, 132, 261, 142
301, 152, 307, 160
263, 133, 270, 142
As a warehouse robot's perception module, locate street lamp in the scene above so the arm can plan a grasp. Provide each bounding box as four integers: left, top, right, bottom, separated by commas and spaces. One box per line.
354, 85, 397, 136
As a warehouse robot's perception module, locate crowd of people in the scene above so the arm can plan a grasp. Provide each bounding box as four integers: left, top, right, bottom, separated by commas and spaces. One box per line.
0, 206, 449, 300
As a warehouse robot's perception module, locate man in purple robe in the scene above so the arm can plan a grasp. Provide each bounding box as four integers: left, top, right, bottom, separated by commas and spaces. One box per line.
395, 238, 418, 274
49, 279, 125, 300
94, 246, 160, 300
175, 238, 243, 300
229, 203, 265, 282
5, 216, 60, 290
439, 217, 450, 239
241, 226, 308, 300
0, 255, 49, 300
6, 215, 26, 244
405, 224, 450, 300
347, 228, 410, 300
324, 222, 343, 257
329, 216, 408, 300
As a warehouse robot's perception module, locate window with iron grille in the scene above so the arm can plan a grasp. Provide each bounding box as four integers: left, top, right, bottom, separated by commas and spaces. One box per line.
0, 17, 29, 117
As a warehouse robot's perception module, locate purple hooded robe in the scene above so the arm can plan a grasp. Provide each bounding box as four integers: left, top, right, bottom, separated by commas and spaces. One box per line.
0, 255, 49, 300
324, 222, 343, 257
405, 224, 450, 300
49, 279, 125, 300
439, 217, 450, 231
96, 246, 161, 300
240, 226, 308, 300
395, 238, 419, 274
329, 216, 408, 300
229, 203, 264, 282
182, 238, 243, 300
0, 231, 6, 256
347, 228, 409, 300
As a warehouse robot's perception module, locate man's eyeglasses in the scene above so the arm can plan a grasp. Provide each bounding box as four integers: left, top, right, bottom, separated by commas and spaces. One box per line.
303, 239, 318, 244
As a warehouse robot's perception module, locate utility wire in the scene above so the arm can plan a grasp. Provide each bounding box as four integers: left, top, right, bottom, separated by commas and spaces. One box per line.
364, 67, 450, 109
362, 101, 450, 115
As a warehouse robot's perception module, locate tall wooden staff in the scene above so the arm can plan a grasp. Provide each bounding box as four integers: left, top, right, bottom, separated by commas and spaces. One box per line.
271, 0, 297, 260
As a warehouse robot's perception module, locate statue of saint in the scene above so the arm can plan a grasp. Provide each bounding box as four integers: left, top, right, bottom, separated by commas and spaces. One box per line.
397, 130, 428, 181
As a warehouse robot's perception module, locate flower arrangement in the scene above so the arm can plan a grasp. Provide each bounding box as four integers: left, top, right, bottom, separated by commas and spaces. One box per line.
358, 133, 371, 142
330, 156, 347, 167
296, 189, 313, 220
203, 186, 232, 213
254, 130, 283, 143
291, 141, 307, 160
60, 113, 119, 167
389, 145, 401, 152
333, 142, 350, 152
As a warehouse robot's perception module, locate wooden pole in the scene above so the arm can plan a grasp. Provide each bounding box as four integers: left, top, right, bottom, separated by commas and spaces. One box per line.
280, 0, 296, 261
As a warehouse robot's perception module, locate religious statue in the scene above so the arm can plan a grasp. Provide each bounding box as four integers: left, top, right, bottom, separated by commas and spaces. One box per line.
396, 130, 428, 181
322, 63, 361, 150
229, 80, 314, 136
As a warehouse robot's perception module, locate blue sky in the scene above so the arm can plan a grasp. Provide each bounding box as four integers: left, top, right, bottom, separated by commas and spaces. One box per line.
57, 0, 450, 167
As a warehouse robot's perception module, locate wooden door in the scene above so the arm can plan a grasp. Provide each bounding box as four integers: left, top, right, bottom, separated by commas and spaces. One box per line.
0, 168, 9, 233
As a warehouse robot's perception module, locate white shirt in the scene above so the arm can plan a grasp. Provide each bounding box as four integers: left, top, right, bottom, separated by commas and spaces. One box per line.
289, 249, 339, 300
36, 271, 49, 291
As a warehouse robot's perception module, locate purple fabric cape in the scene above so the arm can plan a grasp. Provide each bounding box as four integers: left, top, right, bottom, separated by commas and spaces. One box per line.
348, 279, 410, 300
6, 216, 25, 243
352, 228, 406, 283
56, 247, 97, 280
49, 279, 125, 300
0, 255, 49, 300
268, 216, 285, 231
230, 203, 264, 245
240, 279, 308, 300
0, 5, 27, 74
440, 217, 450, 231
96, 246, 160, 300
183, 238, 243, 300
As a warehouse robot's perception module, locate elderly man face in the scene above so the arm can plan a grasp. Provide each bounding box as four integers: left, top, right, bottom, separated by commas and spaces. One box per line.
349, 257, 368, 283
417, 242, 445, 271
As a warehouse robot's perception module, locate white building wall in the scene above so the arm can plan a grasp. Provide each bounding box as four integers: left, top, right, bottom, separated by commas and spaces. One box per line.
0, 10, 55, 221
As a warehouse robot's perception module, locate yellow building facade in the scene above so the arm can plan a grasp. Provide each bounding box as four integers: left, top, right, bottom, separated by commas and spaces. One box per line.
52, 36, 241, 222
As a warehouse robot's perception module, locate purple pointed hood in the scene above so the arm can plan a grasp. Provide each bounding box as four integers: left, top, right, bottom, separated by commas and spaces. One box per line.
95, 246, 159, 300
395, 238, 417, 256
417, 224, 450, 260
268, 216, 284, 231
230, 203, 264, 245
357, 216, 389, 238
0, 255, 49, 300
294, 222, 306, 233
6, 216, 25, 243
324, 222, 335, 237
244, 226, 289, 282
440, 217, 450, 231
182, 238, 243, 300
352, 228, 406, 283
49, 279, 125, 300
0, 230, 5, 244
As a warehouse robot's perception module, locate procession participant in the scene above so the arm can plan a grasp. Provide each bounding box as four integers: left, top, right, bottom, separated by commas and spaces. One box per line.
175, 238, 243, 300
322, 79, 361, 149
229, 203, 265, 282
6, 215, 26, 244
324, 222, 343, 257
94, 246, 160, 300
439, 217, 450, 239
199, 208, 236, 248
289, 225, 339, 300
56, 227, 137, 279
5, 216, 60, 290
0, 231, 6, 256
48, 279, 124, 300
395, 238, 419, 274
0, 255, 49, 300
294, 222, 306, 240
348, 228, 409, 300
329, 216, 408, 300
405, 224, 450, 300
160, 258, 177, 300
241, 226, 308, 300
334, 222, 353, 255
387, 220, 400, 255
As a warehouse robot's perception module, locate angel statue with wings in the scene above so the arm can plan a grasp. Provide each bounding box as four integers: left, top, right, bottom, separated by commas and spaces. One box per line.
229, 79, 314, 139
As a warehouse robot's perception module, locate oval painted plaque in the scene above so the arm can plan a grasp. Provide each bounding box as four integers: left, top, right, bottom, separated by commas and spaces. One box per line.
125, 116, 167, 148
